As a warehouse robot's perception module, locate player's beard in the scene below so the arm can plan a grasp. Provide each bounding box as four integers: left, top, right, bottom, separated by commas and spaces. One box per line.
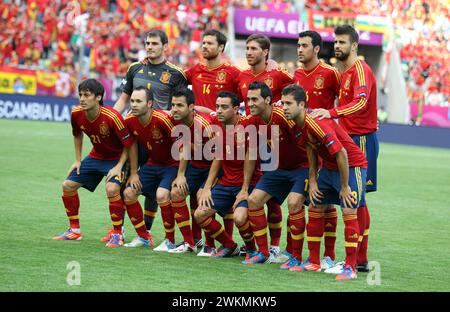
335, 49, 350, 61
203, 49, 220, 60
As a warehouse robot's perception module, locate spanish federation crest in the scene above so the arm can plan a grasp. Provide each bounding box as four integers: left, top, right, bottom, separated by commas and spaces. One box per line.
344, 77, 351, 90
216, 71, 227, 83
160, 71, 171, 84
152, 127, 162, 140
314, 76, 324, 89
264, 77, 273, 88
99, 122, 110, 136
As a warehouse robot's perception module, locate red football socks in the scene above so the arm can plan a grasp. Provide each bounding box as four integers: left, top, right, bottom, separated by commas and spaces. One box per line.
159, 200, 175, 243
248, 207, 269, 256
62, 190, 80, 229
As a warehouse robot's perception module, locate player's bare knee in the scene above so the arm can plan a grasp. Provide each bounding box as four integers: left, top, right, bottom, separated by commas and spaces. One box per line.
233, 209, 247, 227
156, 188, 170, 204
309, 204, 327, 212
105, 183, 120, 198
123, 187, 137, 202
62, 180, 79, 192
170, 188, 184, 201
194, 208, 209, 223
248, 194, 261, 210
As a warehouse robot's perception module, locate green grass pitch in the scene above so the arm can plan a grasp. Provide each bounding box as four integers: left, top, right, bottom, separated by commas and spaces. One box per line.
1, 118, 449, 291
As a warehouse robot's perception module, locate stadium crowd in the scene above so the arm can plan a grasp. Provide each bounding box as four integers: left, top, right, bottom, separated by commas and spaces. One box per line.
0, 0, 448, 107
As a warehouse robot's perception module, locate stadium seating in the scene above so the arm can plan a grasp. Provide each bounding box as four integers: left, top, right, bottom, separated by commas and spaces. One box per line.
0, 0, 448, 108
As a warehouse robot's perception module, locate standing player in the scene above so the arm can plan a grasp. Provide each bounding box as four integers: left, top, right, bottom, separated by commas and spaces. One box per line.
294, 30, 342, 270
281, 83, 367, 280
195, 91, 259, 258
310, 25, 378, 272
184, 29, 242, 249
238, 34, 295, 260
185, 29, 241, 114
113, 29, 188, 243
242, 82, 310, 265
238, 34, 294, 114
123, 86, 194, 251
53, 79, 133, 248
169, 88, 217, 255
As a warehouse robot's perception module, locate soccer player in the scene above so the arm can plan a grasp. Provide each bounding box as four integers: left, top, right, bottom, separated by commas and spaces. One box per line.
310, 25, 379, 272
184, 29, 241, 248
169, 87, 217, 255
123, 86, 194, 251
185, 29, 241, 114
195, 91, 259, 258
53, 79, 133, 247
242, 82, 309, 265
294, 30, 342, 270
281, 83, 367, 280
238, 34, 294, 114
113, 29, 188, 243
238, 34, 294, 260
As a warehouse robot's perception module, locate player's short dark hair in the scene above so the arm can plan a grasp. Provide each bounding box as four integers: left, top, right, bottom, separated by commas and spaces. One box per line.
146, 29, 168, 45
172, 88, 195, 106
78, 79, 104, 105
203, 29, 227, 49
334, 25, 359, 44
217, 91, 240, 108
282, 84, 307, 107
299, 30, 323, 52
133, 86, 153, 102
246, 34, 271, 61
248, 81, 272, 103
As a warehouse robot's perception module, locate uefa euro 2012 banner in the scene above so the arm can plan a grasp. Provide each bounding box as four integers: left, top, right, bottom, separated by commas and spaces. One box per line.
0, 93, 114, 122
233, 8, 387, 46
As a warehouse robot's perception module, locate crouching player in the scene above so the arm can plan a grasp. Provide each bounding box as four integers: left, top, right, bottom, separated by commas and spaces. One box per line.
169, 88, 218, 255
195, 91, 259, 258
282, 84, 367, 280
123, 86, 194, 250
53, 79, 133, 247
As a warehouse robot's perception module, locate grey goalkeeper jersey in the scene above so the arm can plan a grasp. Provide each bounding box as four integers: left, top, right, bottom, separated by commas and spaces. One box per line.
120, 60, 188, 110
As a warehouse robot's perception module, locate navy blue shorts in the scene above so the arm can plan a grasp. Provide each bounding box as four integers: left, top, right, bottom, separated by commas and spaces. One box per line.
66, 156, 123, 192
211, 183, 254, 217
254, 167, 309, 205
186, 164, 210, 196
316, 167, 367, 209
351, 132, 378, 192
136, 164, 178, 200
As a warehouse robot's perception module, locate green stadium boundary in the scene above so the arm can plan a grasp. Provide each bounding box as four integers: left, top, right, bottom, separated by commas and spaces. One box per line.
1, 93, 449, 149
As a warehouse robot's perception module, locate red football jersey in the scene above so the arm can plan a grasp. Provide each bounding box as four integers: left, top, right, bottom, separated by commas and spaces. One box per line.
175, 112, 215, 169
330, 59, 378, 135
294, 62, 341, 110
211, 116, 262, 187
246, 106, 308, 170
71, 105, 133, 160
125, 110, 178, 166
304, 114, 368, 170
238, 67, 294, 114
185, 63, 241, 111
